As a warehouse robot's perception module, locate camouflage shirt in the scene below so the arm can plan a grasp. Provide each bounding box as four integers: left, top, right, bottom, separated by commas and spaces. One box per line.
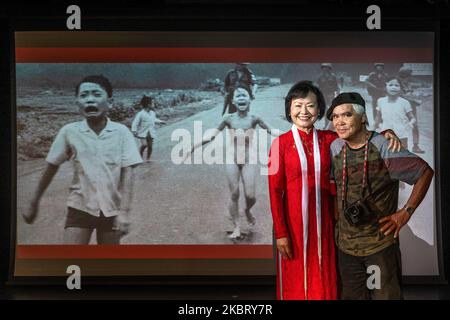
331, 131, 430, 256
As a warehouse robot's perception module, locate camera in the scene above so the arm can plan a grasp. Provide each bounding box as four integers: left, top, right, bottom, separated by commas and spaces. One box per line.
344, 199, 378, 227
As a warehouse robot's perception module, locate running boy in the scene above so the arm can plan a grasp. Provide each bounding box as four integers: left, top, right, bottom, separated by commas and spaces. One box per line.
23, 75, 143, 244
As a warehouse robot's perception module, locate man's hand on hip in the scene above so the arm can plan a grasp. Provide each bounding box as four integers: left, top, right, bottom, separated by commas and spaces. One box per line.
379, 208, 412, 239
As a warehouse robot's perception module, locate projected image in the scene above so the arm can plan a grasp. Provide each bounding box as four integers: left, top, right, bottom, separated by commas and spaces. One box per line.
16, 63, 283, 246
12, 31, 438, 277
16, 62, 434, 249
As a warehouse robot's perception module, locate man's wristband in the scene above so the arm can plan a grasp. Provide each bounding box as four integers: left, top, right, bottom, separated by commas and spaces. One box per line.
403, 205, 415, 216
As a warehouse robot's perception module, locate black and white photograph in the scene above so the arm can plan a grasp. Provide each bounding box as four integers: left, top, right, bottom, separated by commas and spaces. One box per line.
15, 60, 437, 276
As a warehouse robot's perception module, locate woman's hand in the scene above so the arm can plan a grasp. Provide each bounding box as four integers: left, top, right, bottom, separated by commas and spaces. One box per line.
276, 237, 293, 260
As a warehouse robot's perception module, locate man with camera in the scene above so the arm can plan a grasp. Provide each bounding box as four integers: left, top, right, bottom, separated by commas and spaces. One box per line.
327, 92, 434, 299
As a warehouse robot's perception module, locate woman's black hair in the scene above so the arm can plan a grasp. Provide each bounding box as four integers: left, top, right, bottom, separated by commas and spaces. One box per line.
284, 80, 326, 122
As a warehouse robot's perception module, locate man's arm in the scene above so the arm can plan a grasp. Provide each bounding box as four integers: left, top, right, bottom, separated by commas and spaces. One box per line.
224, 71, 231, 92
379, 165, 434, 238
23, 163, 59, 224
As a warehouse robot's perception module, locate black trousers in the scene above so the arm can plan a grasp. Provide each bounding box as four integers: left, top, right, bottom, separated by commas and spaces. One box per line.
338, 243, 403, 300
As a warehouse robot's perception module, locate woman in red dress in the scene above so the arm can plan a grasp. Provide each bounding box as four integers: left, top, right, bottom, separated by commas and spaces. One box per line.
268, 81, 399, 300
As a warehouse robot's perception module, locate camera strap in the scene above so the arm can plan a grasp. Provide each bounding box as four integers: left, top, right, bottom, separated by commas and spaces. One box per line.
342, 132, 371, 211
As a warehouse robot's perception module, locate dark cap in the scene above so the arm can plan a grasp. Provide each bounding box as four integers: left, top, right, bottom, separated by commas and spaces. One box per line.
326, 92, 366, 120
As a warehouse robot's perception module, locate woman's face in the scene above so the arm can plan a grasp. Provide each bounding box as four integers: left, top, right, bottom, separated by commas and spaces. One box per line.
233, 87, 251, 112
386, 79, 401, 96
290, 91, 319, 130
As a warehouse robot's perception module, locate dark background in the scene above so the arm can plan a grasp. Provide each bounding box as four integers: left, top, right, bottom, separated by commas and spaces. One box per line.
1, 0, 449, 291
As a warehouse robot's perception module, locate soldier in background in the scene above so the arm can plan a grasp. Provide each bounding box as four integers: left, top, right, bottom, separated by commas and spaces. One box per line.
365, 63, 389, 123
222, 63, 257, 115
398, 66, 425, 154
317, 63, 340, 128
